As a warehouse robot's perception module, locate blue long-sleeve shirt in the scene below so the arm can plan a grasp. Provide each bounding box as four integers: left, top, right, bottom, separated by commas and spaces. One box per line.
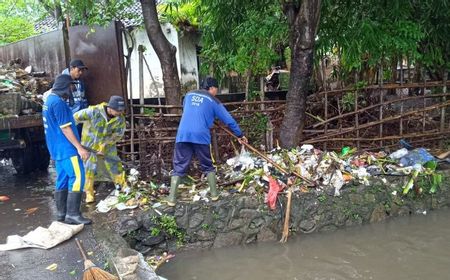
176, 90, 243, 144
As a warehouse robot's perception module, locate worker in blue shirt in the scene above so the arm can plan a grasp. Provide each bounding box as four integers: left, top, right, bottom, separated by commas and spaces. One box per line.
43, 74, 91, 225
62, 59, 88, 113
62, 59, 88, 136
166, 77, 247, 206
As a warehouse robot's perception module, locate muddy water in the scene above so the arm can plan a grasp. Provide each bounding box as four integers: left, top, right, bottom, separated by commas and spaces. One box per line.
159, 209, 450, 280
0, 163, 56, 238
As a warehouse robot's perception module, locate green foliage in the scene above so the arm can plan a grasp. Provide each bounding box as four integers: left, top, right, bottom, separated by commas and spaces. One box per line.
413, 0, 450, 70
150, 227, 161, 237
143, 107, 156, 117
152, 214, 185, 245
239, 112, 268, 145
199, 0, 288, 79
318, 194, 327, 202
201, 223, 210, 230
68, 0, 139, 26
0, 0, 44, 44
118, 193, 132, 203
417, 161, 443, 194
317, 0, 449, 81
317, 0, 425, 79
341, 92, 355, 112
158, 0, 199, 30
0, 17, 36, 45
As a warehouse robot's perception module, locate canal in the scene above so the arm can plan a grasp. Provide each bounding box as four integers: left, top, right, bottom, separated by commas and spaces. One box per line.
159, 208, 450, 280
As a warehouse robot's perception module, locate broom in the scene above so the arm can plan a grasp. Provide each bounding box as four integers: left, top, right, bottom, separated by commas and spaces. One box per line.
75, 238, 119, 280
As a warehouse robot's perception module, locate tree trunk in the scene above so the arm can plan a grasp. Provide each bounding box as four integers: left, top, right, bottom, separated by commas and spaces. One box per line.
140, 0, 181, 106
280, 0, 321, 148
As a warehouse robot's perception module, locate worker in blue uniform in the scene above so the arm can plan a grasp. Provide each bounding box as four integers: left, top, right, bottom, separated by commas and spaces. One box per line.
42, 74, 91, 225
166, 77, 247, 206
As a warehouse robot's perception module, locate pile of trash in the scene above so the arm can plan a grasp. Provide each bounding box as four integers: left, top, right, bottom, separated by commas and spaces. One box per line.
96, 169, 168, 213
222, 143, 445, 199
96, 142, 447, 212
0, 59, 51, 116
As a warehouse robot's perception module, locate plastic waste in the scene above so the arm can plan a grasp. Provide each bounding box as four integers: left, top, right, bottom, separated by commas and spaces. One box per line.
300, 144, 314, 153
266, 176, 284, 210
226, 146, 255, 171
389, 148, 409, 159
399, 148, 435, 167
399, 139, 414, 150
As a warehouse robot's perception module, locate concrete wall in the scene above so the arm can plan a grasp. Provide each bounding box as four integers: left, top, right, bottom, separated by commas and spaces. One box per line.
178, 31, 200, 91
126, 23, 199, 99
117, 173, 450, 255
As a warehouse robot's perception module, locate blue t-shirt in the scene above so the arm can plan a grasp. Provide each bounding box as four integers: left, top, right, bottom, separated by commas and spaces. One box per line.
176, 90, 243, 144
42, 93, 79, 160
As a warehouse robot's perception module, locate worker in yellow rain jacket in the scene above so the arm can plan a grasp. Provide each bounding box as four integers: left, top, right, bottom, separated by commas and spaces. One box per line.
73, 95, 126, 203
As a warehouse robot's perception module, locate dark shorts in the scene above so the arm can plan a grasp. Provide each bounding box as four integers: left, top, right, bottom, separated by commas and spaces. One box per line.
173, 142, 214, 176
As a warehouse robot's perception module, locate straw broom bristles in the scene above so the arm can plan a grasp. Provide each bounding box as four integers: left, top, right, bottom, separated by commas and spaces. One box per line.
75, 238, 118, 280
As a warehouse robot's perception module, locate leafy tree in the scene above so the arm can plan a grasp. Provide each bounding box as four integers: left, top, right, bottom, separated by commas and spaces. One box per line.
140, 0, 181, 106
199, 0, 288, 95
158, 0, 199, 31
279, 0, 322, 148
197, 0, 320, 147
0, 0, 44, 45
412, 0, 450, 78
0, 17, 36, 45
316, 0, 424, 84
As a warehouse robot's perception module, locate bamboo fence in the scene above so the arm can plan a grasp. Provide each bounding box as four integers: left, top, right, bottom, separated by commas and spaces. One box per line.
119, 80, 450, 179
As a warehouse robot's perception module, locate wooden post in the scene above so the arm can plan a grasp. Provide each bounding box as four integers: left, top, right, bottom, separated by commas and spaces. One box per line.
355, 90, 360, 149
138, 45, 145, 115
129, 65, 135, 164
441, 71, 448, 131
211, 128, 220, 164
379, 64, 384, 148
400, 57, 404, 137
260, 77, 265, 111
324, 92, 328, 150
265, 120, 273, 151
422, 95, 426, 142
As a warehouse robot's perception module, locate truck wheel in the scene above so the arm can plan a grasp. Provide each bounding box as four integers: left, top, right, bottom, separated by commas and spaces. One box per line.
12, 147, 34, 175
35, 142, 50, 171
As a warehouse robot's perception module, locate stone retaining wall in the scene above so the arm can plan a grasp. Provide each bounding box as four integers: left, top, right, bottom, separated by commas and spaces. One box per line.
118, 173, 450, 255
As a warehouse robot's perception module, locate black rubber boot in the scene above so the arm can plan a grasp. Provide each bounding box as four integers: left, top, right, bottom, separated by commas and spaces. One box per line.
65, 192, 92, 225
54, 189, 68, 222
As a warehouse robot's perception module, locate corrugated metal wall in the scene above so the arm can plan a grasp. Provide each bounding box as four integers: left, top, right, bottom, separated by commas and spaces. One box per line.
0, 30, 67, 78
68, 22, 127, 105
0, 22, 127, 106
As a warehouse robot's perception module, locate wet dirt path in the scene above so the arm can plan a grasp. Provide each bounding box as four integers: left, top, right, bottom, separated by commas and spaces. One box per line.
0, 163, 108, 280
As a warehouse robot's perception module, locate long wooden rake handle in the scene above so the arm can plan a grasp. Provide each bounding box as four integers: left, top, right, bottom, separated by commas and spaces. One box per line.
217, 124, 316, 186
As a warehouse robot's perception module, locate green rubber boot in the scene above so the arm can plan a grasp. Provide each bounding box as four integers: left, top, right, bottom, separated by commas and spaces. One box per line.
166, 176, 181, 206
207, 172, 219, 201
